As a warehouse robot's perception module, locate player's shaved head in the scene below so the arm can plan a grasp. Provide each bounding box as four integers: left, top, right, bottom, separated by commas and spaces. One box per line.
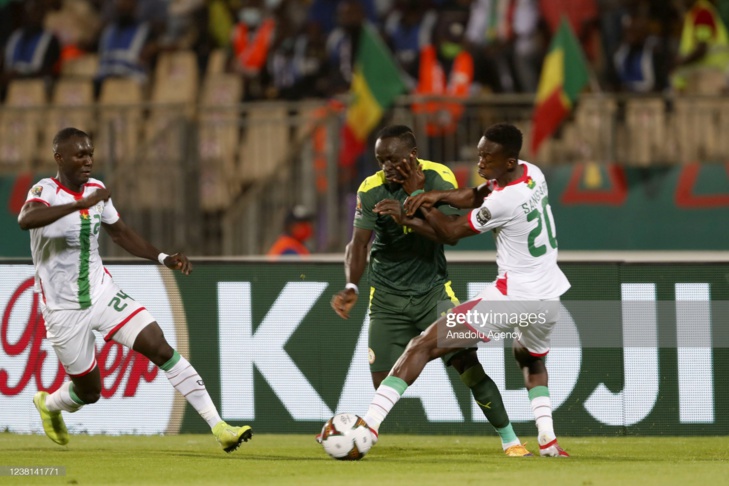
377, 125, 417, 151
53, 127, 90, 153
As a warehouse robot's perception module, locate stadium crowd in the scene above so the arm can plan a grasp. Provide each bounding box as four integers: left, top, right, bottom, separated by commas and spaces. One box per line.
2, 0, 729, 103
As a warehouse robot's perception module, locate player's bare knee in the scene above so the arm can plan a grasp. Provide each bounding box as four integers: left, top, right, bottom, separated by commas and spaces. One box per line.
146, 344, 174, 367
516, 352, 540, 371
512, 340, 531, 366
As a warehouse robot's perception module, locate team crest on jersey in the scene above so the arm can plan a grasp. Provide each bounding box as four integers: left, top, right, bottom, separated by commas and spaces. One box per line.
354, 195, 363, 219
31, 185, 43, 197
368, 348, 375, 364
526, 177, 536, 189
476, 207, 491, 226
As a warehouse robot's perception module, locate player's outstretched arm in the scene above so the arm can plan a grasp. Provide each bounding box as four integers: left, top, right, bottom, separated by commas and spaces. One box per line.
332, 227, 371, 319
405, 184, 490, 216
373, 199, 458, 244
420, 206, 478, 246
18, 188, 110, 230
102, 219, 192, 275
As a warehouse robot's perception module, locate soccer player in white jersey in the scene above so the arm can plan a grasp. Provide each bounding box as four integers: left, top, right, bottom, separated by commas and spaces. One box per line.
18, 127, 252, 452
364, 123, 571, 457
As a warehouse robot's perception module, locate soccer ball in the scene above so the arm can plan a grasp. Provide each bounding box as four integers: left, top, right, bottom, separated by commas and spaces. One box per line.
319, 413, 374, 460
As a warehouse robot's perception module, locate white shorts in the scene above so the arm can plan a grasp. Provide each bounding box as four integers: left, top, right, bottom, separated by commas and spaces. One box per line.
41, 281, 155, 377
454, 284, 559, 357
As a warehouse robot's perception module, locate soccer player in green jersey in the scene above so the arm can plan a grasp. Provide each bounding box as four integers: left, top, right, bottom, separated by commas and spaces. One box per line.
19, 127, 251, 452
329, 125, 531, 456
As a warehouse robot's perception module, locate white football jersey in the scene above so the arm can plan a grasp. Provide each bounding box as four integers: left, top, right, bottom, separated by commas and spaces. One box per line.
25, 178, 120, 310
468, 161, 570, 299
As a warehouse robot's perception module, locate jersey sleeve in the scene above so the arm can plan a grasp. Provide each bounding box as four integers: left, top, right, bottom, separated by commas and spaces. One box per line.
353, 191, 377, 230
102, 197, 120, 224
468, 190, 514, 233
87, 180, 119, 224
25, 180, 54, 207
428, 163, 461, 216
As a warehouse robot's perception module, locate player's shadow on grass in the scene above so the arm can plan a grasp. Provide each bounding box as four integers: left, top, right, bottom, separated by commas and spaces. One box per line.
153, 451, 329, 461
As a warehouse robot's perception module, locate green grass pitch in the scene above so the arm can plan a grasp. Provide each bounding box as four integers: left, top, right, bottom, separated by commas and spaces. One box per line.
1, 433, 727, 485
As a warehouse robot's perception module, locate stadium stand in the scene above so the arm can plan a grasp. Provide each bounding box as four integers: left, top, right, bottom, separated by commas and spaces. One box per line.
0, 79, 46, 173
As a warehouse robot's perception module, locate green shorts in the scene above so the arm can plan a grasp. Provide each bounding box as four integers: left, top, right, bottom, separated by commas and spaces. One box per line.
367, 281, 469, 373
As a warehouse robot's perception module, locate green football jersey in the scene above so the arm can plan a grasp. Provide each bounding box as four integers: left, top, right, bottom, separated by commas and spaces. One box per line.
353, 159, 459, 295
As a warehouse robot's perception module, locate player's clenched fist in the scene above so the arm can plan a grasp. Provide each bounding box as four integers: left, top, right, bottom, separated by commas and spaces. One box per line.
331, 288, 358, 319
163, 252, 193, 275
77, 188, 111, 209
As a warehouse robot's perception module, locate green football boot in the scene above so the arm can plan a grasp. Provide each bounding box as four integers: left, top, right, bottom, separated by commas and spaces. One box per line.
212, 421, 252, 453
33, 391, 69, 446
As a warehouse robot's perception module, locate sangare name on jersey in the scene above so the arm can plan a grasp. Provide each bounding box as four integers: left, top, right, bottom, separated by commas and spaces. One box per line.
468, 162, 570, 299
520, 177, 549, 215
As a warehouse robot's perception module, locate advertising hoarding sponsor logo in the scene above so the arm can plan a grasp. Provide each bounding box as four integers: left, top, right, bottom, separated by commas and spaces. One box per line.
0, 266, 185, 435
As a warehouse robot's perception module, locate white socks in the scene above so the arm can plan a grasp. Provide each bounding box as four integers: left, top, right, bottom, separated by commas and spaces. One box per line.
362, 376, 408, 431
45, 381, 84, 413
531, 395, 556, 445
164, 354, 222, 428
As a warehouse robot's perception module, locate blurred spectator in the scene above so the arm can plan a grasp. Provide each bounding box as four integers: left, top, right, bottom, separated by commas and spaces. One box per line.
671, 0, 729, 92
611, 5, 669, 93
307, 0, 379, 35
232, 0, 277, 99
413, 0, 473, 135
100, 0, 168, 31
375, 0, 395, 16
162, 0, 214, 73
95, 0, 159, 91
539, 0, 600, 61
44, 0, 102, 65
268, 22, 329, 99
273, 0, 310, 32
1, 0, 61, 99
432, 0, 472, 76
163, 0, 207, 48
267, 205, 315, 256
382, 0, 437, 85
466, 0, 544, 92
325, 0, 367, 95
510, 0, 544, 92
598, 0, 628, 80
0, 1, 24, 51
465, 0, 513, 92
207, 0, 237, 48
264, 0, 296, 95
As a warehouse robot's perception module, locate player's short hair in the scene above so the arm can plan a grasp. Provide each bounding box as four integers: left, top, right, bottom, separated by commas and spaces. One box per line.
484, 123, 522, 159
377, 125, 416, 150
53, 127, 90, 152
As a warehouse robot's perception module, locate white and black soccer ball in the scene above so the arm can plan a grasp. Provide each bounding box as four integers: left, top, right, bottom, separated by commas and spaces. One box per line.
319, 413, 374, 461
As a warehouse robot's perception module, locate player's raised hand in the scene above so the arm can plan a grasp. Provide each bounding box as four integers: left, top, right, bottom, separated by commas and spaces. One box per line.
374, 199, 405, 224
404, 191, 440, 217
396, 155, 425, 196
331, 288, 358, 319
77, 188, 111, 209
163, 252, 193, 275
